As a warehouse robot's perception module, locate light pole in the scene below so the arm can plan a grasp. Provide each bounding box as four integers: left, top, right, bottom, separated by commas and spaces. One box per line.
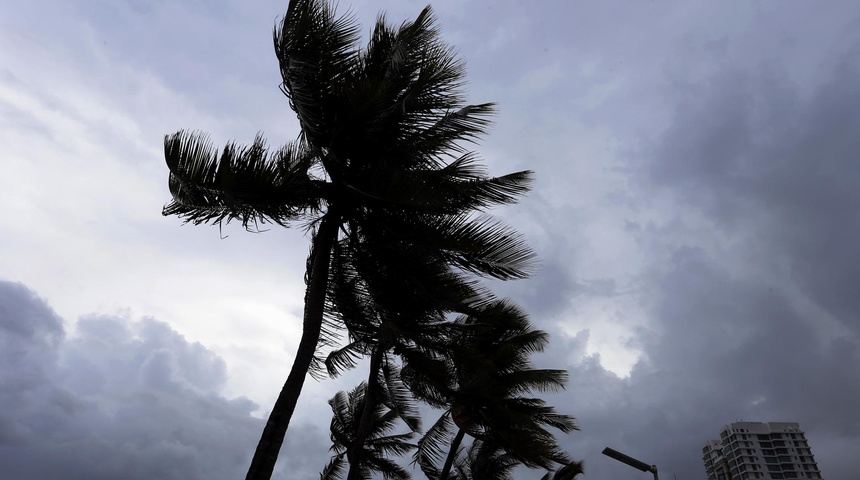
602, 447, 659, 480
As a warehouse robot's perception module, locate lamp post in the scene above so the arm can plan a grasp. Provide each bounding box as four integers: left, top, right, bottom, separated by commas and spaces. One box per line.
602, 447, 659, 480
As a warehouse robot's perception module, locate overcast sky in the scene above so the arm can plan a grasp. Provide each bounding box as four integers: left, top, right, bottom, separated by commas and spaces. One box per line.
2, 0, 859, 479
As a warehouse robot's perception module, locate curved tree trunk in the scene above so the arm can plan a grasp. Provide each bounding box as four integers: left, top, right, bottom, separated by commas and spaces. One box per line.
245, 212, 341, 480
346, 345, 385, 480
439, 428, 466, 480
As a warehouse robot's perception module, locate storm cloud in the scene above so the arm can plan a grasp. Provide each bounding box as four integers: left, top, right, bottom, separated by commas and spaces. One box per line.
0, 281, 329, 479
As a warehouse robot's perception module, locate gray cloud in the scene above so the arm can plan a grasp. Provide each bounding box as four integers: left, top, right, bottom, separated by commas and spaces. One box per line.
547, 246, 860, 479
536, 30, 860, 480
644, 47, 860, 335
0, 280, 332, 480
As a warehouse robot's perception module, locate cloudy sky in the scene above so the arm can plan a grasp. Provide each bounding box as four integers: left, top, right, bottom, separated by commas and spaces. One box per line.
2, 0, 859, 478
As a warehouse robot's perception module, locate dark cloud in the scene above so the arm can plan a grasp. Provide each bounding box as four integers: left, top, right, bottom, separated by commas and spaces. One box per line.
0, 280, 330, 480
549, 247, 860, 480
646, 48, 860, 335
543, 34, 860, 480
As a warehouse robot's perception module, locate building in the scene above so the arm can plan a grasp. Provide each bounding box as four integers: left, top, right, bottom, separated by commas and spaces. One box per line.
702, 422, 824, 480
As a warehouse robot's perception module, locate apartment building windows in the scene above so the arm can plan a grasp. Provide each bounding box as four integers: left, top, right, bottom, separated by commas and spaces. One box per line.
703, 422, 825, 480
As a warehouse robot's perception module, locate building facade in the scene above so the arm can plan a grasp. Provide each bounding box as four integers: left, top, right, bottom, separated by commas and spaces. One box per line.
702, 422, 824, 480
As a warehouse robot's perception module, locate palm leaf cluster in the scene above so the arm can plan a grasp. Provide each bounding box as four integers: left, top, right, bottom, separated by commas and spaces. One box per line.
321, 375, 418, 480
410, 301, 578, 480
162, 1, 579, 479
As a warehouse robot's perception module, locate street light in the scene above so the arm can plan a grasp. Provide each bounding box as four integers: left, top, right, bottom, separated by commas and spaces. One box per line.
602, 447, 659, 480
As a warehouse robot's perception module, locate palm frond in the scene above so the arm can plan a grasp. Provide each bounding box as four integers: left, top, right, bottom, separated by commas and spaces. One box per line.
348, 220, 493, 314
328, 387, 359, 448
501, 398, 578, 434
456, 439, 521, 480
500, 369, 569, 395
437, 215, 537, 279
320, 454, 347, 480
413, 411, 455, 476
275, 0, 361, 149
351, 7, 474, 167
403, 104, 496, 163
365, 455, 413, 480
163, 130, 319, 228
377, 362, 420, 433
399, 346, 456, 408
340, 148, 532, 214
359, 212, 536, 281
369, 431, 417, 456
358, 156, 534, 215
324, 341, 368, 377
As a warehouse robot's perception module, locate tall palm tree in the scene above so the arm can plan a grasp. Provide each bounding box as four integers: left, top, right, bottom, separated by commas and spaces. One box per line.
162, 1, 534, 479
410, 301, 577, 480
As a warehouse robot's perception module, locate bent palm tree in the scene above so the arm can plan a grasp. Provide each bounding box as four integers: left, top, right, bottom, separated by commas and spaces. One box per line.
322, 219, 498, 479
162, 2, 534, 479
411, 301, 577, 480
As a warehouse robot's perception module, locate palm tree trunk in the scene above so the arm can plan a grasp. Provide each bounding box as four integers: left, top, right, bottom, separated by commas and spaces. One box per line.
245, 212, 340, 480
439, 428, 466, 480
346, 345, 385, 480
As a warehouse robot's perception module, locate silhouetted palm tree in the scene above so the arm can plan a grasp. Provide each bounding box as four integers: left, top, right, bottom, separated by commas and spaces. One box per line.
410, 301, 577, 480
323, 232, 492, 480
162, 1, 534, 479
320, 376, 419, 480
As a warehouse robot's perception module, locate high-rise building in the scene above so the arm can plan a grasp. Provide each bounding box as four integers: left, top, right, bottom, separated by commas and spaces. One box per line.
702, 422, 824, 480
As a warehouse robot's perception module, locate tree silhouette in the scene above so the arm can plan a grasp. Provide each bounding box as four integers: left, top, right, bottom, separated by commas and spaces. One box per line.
320, 373, 419, 480
322, 226, 496, 479
410, 301, 577, 480
162, 1, 534, 479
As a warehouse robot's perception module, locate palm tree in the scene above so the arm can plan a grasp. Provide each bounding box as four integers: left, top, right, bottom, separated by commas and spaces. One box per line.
322, 230, 494, 480
162, 1, 534, 479
410, 301, 578, 480
320, 375, 419, 480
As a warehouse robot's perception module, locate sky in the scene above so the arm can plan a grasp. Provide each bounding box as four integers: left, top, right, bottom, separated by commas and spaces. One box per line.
2, 0, 859, 478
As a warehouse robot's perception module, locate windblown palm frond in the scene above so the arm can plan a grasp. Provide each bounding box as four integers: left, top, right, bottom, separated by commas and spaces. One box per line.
379, 361, 422, 433
163, 130, 320, 228
275, 0, 362, 152
276, 3, 503, 180
414, 411, 456, 479
374, 156, 534, 213
450, 439, 522, 480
